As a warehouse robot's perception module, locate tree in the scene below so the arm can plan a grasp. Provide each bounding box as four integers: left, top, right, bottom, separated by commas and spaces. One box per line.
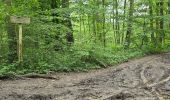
124, 0, 134, 48
122, 0, 127, 45
168, 0, 170, 28
4, 0, 18, 63
159, 0, 164, 44
51, 0, 60, 23
62, 0, 74, 44
115, 0, 120, 44
149, 0, 155, 46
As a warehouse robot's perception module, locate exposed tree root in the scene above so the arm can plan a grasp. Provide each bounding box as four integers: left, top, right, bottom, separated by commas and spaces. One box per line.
0, 75, 16, 80
20, 74, 60, 80
0, 73, 60, 80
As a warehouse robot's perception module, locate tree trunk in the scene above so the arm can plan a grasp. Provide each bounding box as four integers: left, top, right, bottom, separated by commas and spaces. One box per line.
51, 0, 60, 23
112, 0, 115, 45
6, 17, 18, 63
115, 0, 120, 44
149, 4, 155, 45
155, 0, 164, 47
102, 0, 106, 47
156, 2, 159, 47
5, 0, 18, 63
168, 0, 170, 28
159, 0, 164, 44
122, 0, 127, 45
124, 0, 134, 48
62, 0, 74, 44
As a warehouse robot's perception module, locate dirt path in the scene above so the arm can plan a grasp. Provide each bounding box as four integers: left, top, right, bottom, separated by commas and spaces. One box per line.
1, 53, 170, 100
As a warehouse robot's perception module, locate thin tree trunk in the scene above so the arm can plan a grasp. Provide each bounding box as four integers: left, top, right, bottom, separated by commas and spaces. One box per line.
83, 15, 86, 35
112, 0, 116, 45
149, 4, 155, 45
124, 0, 134, 48
115, 0, 120, 44
159, 0, 164, 44
5, 0, 18, 63
51, 0, 60, 23
156, 2, 159, 47
62, 0, 74, 44
122, 0, 127, 45
102, 0, 106, 47
92, 0, 98, 42
79, 14, 82, 37
168, 0, 170, 28
92, 14, 96, 42
88, 15, 91, 35
96, 0, 100, 41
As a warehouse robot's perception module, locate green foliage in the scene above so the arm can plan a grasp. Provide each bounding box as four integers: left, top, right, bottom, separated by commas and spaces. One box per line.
142, 45, 163, 54
0, 0, 170, 76
0, 45, 145, 75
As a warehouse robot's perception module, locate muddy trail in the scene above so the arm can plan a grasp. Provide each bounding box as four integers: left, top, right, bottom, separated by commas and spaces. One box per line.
1, 53, 170, 100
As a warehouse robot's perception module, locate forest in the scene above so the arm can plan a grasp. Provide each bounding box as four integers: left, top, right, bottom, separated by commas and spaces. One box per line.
1, 0, 170, 100
0, 0, 170, 75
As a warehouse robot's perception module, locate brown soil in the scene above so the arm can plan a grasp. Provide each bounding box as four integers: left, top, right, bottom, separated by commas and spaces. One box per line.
0, 53, 170, 100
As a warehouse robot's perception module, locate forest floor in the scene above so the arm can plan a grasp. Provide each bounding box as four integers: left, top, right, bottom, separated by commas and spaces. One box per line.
0, 53, 170, 100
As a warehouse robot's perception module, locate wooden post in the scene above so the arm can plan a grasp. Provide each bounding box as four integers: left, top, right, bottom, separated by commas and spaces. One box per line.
10, 16, 30, 63
18, 24, 23, 62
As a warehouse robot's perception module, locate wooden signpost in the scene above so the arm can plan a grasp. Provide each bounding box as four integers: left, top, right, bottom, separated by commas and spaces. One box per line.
10, 16, 30, 62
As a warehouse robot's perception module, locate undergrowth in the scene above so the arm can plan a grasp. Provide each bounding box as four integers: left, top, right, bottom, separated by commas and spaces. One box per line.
0, 44, 168, 77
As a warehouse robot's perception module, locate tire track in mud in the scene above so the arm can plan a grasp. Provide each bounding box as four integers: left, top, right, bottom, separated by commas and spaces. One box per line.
0, 53, 170, 100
